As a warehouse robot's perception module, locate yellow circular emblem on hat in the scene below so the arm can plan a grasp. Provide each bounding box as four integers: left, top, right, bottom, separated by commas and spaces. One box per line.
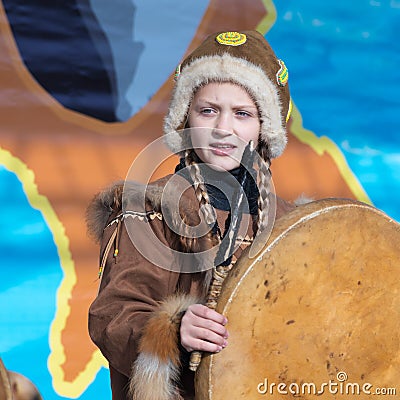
216, 31, 247, 46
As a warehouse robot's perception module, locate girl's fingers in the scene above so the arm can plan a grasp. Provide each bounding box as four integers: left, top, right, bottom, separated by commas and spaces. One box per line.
182, 306, 228, 338
180, 304, 229, 352
186, 304, 228, 327
180, 328, 228, 353
185, 336, 226, 354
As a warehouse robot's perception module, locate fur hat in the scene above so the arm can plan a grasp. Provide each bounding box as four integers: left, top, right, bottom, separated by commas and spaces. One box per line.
164, 30, 291, 160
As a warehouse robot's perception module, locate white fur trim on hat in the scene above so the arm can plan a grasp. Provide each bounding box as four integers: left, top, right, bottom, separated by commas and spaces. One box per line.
164, 53, 287, 159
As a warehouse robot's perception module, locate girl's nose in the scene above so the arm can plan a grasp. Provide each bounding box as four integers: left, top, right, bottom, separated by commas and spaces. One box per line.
215, 112, 232, 135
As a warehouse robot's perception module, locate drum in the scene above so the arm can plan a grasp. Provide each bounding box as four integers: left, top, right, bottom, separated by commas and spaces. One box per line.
0, 359, 12, 400
195, 198, 400, 399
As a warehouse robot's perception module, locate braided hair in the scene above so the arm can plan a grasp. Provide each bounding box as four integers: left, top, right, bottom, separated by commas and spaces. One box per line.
184, 139, 273, 240
184, 148, 218, 227
256, 141, 273, 234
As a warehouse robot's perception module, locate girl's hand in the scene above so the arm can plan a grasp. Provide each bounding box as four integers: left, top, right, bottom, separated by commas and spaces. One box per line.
180, 304, 229, 353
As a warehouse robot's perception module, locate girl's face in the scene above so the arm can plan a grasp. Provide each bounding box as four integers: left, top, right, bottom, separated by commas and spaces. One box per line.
188, 82, 260, 171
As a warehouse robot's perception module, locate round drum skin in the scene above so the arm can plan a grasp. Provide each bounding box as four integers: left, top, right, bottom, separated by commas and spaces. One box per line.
195, 199, 400, 399
0, 359, 11, 400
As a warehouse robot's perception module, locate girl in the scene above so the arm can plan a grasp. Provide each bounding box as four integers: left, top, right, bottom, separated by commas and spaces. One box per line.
87, 30, 294, 400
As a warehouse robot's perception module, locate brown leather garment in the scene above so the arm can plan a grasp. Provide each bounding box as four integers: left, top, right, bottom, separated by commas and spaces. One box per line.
87, 176, 295, 400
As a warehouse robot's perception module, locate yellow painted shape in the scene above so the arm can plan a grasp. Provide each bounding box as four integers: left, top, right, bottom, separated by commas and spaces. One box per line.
256, 0, 277, 34
289, 103, 372, 204
49, 349, 107, 398
0, 147, 107, 397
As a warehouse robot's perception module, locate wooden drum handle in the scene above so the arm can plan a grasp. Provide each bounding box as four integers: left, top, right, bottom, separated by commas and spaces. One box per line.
189, 264, 231, 371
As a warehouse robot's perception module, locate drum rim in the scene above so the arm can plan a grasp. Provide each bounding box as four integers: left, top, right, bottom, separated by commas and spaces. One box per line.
196, 198, 398, 399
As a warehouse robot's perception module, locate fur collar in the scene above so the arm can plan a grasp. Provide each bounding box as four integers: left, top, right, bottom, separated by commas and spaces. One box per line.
86, 180, 124, 243
85, 177, 213, 250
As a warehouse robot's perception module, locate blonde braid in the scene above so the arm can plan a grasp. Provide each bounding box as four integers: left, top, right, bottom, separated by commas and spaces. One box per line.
184, 149, 218, 295
184, 149, 216, 226
256, 145, 272, 234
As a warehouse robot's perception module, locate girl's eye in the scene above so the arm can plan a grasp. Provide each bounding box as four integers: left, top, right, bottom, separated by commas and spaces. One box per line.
201, 108, 215, 115
236, 110, 251, 117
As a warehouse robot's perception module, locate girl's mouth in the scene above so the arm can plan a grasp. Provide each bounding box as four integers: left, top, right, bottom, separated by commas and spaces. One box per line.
209, 143, 236, 156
